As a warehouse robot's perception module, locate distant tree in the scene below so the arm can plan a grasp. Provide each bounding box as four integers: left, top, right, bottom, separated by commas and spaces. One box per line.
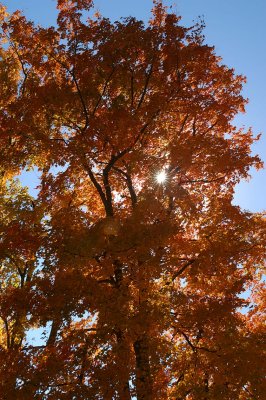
0, 1, 265, 399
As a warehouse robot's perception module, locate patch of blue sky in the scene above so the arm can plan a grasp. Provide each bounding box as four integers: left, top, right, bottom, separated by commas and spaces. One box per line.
25, 322, 52, 347
18, 167, 40, 198
17, 162, 70, 198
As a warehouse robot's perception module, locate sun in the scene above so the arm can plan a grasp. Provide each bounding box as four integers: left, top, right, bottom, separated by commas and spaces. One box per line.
156, 170, 167, 184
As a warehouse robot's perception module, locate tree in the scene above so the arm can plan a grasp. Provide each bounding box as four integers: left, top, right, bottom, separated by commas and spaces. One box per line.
0, 1, 265, 398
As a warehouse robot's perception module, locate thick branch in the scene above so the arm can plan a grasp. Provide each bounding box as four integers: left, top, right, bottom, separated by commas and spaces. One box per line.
112, 165, 137, 207
47, 318, 61, 346
82, 159, 109, 214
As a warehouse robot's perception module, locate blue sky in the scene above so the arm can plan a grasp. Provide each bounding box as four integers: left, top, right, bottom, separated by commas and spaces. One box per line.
3, 0, 266, 212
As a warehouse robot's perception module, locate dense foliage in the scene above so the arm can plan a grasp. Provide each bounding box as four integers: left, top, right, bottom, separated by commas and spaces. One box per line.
0, 1, 265, 398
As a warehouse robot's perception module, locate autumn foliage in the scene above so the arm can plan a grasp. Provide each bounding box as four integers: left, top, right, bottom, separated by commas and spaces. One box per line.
0, 1, 265, 398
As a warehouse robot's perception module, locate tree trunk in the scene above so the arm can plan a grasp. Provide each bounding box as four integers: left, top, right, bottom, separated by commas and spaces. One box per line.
120, 381, 131, 400
113, 261, 131, 399
134, 336, 152, 400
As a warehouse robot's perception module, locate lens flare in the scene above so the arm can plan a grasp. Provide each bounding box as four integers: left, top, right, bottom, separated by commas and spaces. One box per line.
156, 170, 167, 184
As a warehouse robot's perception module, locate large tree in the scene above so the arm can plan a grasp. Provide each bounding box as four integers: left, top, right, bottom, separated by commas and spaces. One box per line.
0, 1, 265, 398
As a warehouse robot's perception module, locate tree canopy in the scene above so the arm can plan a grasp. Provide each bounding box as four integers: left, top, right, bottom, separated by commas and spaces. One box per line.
0, 1, 265, 398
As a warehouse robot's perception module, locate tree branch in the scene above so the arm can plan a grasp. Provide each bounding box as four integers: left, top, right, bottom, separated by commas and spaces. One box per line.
70, 68, 90, 130
137, 61, 154, 110
171, 259, 195, 282
112, 165, 137, 207
92, 67, 116, 116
